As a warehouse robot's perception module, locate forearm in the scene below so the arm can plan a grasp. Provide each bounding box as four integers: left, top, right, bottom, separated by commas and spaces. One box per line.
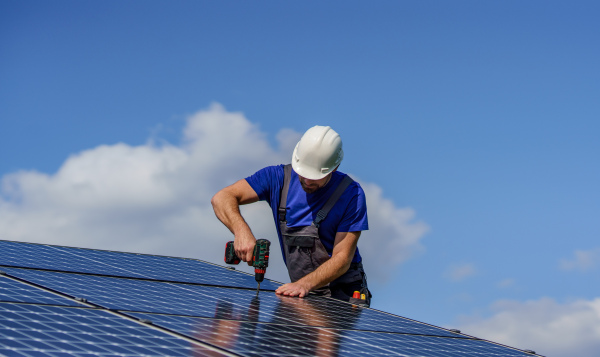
211, 180, 260, 262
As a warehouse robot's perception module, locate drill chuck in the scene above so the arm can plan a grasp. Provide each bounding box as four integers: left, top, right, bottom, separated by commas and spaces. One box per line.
254, 268, 266, 283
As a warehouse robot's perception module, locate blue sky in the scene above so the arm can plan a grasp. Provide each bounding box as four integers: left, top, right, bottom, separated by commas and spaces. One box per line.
2, 1, 599, 355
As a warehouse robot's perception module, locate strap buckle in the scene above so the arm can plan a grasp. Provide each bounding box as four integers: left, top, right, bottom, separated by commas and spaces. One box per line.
313, 210, 327, 227
278, 207, 287, 222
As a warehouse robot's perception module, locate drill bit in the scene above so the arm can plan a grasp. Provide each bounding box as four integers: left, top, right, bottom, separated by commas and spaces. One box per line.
255, 282, 261, 296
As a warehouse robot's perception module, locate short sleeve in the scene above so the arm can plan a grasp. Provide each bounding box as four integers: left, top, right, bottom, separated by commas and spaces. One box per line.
336, 182, 369, 233
245, 165, 283, 202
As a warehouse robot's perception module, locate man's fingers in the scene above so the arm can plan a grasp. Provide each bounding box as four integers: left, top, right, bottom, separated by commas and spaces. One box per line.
275, 283, 307, 298
233, 235, 256, 263
277, 290, 296, 297
275, 287, 288, 296
233, 242, 254, 263
235, 248, 247, 262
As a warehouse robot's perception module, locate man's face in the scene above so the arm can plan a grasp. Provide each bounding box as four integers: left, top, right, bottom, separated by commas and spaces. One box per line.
298, 174, 331, 194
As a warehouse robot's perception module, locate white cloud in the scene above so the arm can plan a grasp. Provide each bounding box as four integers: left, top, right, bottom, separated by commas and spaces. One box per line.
456, 297, 600, 357
559, 248, 600, 272
0, 103, 428, 284
444, 263, 477, 282
358, 182, 429, 280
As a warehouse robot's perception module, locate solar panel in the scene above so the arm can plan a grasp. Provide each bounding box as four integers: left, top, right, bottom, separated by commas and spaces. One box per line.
128, 312, 535, 357
0, 240, 543, 356
2, 267, 462, 337
339, 330, 533, 356
0, 303, 229, 356
0, 239, 280, 290
0, 275, 82, 307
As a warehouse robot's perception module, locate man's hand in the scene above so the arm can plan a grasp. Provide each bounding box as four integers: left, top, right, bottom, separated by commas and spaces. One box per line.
234, 233, 256, 265
275, 282, 311, 298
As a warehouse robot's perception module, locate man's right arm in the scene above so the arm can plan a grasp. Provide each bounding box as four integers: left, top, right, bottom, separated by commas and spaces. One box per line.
211, 179, 260, 263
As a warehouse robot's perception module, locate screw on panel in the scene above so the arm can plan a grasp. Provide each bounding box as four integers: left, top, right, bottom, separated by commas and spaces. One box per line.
75, 297, 87, 303
226, 266, 236, 270
523, 350, 536, 355
449, 329, 461, 334
140, 319, 153, 324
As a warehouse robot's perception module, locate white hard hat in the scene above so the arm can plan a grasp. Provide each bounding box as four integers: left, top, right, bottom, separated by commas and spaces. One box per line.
291, 125, 344, 180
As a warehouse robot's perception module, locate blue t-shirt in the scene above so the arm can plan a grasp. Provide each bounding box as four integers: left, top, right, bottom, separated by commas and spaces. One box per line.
245, 165, 368, 264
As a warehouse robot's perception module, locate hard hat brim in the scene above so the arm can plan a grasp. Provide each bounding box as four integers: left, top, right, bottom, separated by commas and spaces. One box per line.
291, 145, 332, 180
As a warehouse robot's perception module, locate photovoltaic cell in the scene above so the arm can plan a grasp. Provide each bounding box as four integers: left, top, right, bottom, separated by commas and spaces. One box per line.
128, 312, 534, 357
0, 302, 228, 356
2, 267, 462, 337
1, 240, 543, 357
340, 330, 534, 356
0, 239, 281, 290
0, 276, 82, 307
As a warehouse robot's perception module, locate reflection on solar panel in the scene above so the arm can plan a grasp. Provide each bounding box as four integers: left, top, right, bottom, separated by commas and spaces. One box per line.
1, 240, 543, 356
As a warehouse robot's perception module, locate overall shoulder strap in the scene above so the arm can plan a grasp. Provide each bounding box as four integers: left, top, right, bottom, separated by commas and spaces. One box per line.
278, 164, 292, 222
313, 175, 354, 228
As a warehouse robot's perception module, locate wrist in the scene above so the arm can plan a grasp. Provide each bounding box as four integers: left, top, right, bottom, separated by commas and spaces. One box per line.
295, 278, 315, 292
232, 221, 253, 238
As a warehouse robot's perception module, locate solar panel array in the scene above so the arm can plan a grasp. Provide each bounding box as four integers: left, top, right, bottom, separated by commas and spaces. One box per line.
0, 240, 542, 356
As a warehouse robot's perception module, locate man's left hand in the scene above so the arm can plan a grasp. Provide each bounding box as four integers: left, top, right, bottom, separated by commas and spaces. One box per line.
275, 282, 311, 298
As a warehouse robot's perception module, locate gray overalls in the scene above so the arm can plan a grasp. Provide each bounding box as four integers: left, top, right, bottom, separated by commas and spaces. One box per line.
278, 164, 371, 306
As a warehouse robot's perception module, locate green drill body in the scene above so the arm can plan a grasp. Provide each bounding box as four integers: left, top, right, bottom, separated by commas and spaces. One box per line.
224, 239, 270, 295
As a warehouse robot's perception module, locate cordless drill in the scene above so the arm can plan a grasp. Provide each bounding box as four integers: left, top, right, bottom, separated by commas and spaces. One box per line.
224, 239, 271, 296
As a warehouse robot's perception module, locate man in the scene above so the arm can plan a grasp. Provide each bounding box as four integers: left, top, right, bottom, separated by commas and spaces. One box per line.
211, 125, 371, 305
